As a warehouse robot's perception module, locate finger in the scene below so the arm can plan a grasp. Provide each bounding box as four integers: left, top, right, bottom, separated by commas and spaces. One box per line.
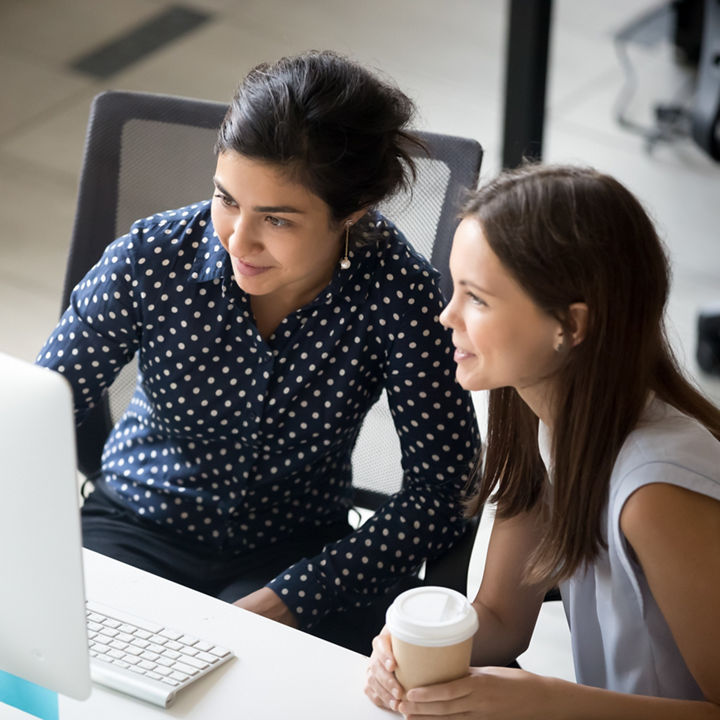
367, 658, 404, 707
399, 697, 464, 717
364, 683, 399, 712
372, 632, 397, 672
405, 676, 472, 703
365, 669, 403, 712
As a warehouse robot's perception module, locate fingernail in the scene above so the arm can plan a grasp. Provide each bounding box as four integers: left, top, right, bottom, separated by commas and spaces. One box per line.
392, 687, 401, 699
385, 659, 393, 670
390, 699, 398, 711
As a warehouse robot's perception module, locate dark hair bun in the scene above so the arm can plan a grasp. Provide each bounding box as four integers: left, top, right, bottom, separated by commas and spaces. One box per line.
216, 50, 424, 242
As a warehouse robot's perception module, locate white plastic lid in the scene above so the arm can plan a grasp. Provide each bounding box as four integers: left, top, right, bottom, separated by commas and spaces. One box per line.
386, 586, 479, 647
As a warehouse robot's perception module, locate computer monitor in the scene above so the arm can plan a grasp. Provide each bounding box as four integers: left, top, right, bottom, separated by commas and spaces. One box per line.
0, 352, 91, 701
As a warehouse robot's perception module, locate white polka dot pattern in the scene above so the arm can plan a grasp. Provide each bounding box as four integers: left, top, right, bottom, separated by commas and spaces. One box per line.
37, 201, 479, 629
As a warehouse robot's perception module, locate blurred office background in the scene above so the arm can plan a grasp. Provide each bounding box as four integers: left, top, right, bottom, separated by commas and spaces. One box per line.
1, 0, 719, 679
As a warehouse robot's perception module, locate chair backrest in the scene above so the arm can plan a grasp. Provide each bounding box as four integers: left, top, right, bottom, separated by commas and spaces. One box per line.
63, 91, 483, 513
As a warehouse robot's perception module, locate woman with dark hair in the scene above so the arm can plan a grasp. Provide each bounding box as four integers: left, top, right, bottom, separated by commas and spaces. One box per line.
366, 164, 720, 716
37, 51, 479, 649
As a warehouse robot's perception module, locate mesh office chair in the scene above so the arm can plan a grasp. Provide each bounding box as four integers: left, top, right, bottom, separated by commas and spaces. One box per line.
62, 90, 484, 622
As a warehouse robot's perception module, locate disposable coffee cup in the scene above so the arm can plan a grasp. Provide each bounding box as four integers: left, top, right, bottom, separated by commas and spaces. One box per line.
386, 586, 478, 690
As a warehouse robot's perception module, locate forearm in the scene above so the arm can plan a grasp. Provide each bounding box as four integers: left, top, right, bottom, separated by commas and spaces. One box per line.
553, 677, 720, 720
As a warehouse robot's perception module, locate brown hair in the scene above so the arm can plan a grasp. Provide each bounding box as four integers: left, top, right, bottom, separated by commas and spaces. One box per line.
464, 164, 720, 587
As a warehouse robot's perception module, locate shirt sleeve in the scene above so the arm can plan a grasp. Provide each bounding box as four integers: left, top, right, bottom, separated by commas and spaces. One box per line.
35, 227, 144, 424
267, 262, 480, 629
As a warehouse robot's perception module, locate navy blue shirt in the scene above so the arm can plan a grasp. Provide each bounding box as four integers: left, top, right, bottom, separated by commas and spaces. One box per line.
37, 201, 479, 629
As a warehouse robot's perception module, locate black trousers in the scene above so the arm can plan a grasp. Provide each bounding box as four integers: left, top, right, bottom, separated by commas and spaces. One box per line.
81, 483, 418, 655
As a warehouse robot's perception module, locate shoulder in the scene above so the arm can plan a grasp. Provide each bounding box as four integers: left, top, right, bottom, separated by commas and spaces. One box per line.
126, 200, 213, 246
102, 201, 216, 280
613, 398, 720, 536
614, 399, 720, 493
356, 213, 444, 305
621, 482, 719, 540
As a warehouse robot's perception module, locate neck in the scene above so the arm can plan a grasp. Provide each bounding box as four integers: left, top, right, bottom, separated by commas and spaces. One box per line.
516, 381, 557, 431
250, 263, 338, 341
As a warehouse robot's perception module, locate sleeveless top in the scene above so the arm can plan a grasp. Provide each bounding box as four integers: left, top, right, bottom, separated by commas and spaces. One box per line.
538, 397, 720, 698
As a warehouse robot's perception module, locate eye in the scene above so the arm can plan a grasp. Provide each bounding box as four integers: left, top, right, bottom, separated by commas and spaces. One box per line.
213, 192, 236, 208
467, 292, 487, 307
265, 215, 290, 228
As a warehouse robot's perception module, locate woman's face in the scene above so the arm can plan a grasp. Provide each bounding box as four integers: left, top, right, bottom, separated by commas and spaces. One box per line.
211, 151, 345, 306
440, 217, 563, 400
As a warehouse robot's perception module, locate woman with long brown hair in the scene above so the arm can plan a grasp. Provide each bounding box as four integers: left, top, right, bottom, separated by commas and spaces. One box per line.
366, 164, 720, 717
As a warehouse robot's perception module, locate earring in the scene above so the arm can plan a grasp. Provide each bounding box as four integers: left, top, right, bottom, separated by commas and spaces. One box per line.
340, 223, 351, 270
554, 335, 565, 353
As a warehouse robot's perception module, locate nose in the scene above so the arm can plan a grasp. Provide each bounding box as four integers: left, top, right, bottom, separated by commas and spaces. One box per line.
227, 216, 260, 257
439, 293, 459, 330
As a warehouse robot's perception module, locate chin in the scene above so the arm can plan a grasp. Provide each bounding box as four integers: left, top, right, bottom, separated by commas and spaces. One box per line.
458, 369, 504, 393
454, 369, 483, 392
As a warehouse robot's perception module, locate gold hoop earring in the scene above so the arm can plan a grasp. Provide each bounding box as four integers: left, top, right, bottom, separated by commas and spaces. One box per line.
340, 223, 351, 270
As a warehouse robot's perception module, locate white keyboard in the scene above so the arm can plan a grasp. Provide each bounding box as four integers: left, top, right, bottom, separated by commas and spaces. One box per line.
86, 600, 235, 708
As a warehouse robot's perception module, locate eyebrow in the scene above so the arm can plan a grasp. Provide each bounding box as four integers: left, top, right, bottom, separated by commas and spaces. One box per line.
457, 279, 498, 297
212, 178, 305, 214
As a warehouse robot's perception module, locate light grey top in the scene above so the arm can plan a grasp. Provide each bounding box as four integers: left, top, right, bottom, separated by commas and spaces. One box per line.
538, 397, 720, 698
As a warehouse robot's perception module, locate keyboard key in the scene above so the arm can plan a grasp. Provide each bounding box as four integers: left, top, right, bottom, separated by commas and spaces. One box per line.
183, 655, 209, 670
173, 662, 199, 677
208, 646, 233, 659
159, 629, 182, 641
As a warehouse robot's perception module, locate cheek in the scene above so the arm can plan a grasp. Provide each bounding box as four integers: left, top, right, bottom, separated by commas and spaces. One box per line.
465, 313, 503, 352
210, 206, 229, 243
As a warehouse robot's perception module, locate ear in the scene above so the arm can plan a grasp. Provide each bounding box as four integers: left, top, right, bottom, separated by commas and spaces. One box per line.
566, 302, 589, 347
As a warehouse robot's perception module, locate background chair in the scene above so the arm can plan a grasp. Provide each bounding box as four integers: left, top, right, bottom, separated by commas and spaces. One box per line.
62, 90, 484, 650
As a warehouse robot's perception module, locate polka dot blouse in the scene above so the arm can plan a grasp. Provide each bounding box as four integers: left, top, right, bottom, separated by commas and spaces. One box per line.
37, 201, 480, 629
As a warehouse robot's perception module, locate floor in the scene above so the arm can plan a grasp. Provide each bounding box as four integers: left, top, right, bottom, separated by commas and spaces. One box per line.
2, 0, 719, 682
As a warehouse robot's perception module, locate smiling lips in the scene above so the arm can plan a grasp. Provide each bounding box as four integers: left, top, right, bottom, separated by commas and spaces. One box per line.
234, 258, 271, 277
453, 346, 475, 362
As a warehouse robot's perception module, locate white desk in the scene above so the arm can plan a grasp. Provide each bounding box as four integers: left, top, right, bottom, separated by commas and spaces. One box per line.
56, 550, 389, 719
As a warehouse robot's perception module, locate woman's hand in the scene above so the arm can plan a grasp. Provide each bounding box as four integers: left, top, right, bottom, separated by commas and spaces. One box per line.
398, 665, 561, 720
233, 587, 298, 627
365, 626, 405, 712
